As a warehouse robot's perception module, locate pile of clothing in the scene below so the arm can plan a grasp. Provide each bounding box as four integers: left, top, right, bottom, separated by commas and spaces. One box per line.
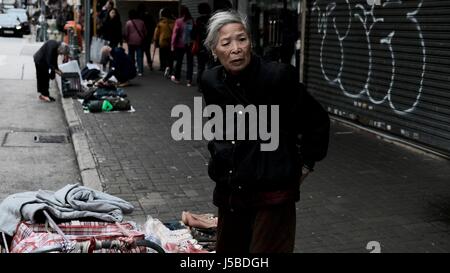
77, 81, 132, 113
0, 184, 218, 253
77, 66, 134, 113
0, 184, 145, 253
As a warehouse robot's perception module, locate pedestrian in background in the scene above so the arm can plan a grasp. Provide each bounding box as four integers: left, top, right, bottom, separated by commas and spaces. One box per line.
138, 3, 156, 71
171, 5, 194, 87
101, 8, 123, 49
125, 9, 147, 77
97, 0, 115, 37
193, 2, 212, 92
153, 8, 175, 77
200, 11, 330, 253
33, 40, 70, 102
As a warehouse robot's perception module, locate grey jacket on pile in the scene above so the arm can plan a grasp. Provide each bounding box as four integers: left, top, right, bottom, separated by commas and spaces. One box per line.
0, 184, 134, 236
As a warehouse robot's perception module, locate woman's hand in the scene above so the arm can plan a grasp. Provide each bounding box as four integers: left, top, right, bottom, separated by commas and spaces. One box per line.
299, 166, 311, 186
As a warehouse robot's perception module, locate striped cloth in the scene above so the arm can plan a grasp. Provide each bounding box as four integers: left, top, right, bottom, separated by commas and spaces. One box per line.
11, 221, 147, 253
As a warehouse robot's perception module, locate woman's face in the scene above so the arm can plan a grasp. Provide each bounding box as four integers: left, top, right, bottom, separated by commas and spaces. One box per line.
109, 9, 116, 18
213, 23, 251, 75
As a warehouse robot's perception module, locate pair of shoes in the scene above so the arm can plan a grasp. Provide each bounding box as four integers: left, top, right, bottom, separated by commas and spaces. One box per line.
186, 81, 192, 87
138, 73, 143, 77
170, 75, 180, 84
181, 211, 218, 229
118, 81, 130, 87
38, 95, 54, 102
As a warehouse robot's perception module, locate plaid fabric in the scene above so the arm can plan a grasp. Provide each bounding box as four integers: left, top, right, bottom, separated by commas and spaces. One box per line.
11, 221, 147, 253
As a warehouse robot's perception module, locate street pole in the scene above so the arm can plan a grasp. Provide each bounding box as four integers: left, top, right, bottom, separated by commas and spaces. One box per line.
84, 0, 91, 65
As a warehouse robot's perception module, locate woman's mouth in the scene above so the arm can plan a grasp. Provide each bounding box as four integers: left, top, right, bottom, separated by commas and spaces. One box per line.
230, 58, 243, 65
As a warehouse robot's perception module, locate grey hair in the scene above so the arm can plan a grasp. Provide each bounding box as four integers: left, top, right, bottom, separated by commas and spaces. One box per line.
204, 10, 251, 52
58, 42, 70, 55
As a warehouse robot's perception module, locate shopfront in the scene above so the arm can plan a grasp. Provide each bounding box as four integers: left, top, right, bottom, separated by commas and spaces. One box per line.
237, 0, 302, 70
303, 0, 450, 156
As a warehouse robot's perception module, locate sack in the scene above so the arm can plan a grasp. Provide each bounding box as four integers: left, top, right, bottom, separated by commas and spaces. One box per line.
10, 221, 147, 253
87, 100, 103, 113
105, 97, 131, 111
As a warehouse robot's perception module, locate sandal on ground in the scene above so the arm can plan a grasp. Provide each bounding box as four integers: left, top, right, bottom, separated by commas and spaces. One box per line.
38, 95, 51, 102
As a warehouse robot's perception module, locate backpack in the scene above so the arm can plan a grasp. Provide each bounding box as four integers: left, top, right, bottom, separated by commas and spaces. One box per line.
182, 19, 193, 45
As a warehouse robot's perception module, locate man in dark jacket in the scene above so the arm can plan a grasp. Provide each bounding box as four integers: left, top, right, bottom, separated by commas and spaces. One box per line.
100, 46, 136, 87
200, 11, 330, 253
33, 40, 70, 102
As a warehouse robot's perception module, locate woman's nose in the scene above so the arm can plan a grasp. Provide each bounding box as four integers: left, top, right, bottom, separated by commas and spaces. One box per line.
230, 42, 241, 53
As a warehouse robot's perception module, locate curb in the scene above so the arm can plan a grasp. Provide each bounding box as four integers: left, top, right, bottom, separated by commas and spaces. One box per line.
55, 78, 104, 192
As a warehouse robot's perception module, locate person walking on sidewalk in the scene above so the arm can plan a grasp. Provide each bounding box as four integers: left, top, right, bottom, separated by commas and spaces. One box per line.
101, 8, 123, 49
33, 40, 70, 102
138, 4, 156, 71
193, 2, 212, 92
200, 10, 330, 253
124, 9, 147, 77
171, 5, 194, 87
153, 8, 175, 77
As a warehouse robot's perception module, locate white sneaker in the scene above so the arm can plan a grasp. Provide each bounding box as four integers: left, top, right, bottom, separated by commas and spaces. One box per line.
164, 67, 170, 78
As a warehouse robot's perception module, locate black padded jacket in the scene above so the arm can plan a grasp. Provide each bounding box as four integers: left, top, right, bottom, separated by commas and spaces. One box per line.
200, 54, 330, 207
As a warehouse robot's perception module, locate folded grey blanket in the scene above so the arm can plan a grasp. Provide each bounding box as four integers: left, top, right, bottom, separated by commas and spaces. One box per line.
0, 184, 134, 236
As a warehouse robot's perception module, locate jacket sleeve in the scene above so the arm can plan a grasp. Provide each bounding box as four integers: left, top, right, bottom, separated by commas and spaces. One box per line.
153, 24, 160, 43
142, 22, 147, 38
103, 68, 114, 81
282, 65, 330, 169
47, 42, 59, 74
116, 21, 123, 46
124, 21, 130, 42
171, 20, 180, 49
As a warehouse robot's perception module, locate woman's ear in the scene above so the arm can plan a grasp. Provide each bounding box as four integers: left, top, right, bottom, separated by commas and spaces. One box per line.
212, 50, 218, 62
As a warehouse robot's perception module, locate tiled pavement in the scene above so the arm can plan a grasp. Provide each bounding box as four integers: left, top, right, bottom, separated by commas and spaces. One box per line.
74, 70, 450, 253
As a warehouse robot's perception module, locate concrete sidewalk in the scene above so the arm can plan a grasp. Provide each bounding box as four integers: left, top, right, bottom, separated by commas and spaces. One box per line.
68, 67, 450, 253
0, 37, 81, 201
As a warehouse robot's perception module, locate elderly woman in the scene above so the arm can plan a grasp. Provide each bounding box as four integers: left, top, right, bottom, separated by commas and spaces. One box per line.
33, 40, 70, 102
200, 11, 330, 253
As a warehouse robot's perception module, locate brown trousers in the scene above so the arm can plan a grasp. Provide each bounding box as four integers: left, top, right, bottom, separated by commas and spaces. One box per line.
215, 202, 296, 253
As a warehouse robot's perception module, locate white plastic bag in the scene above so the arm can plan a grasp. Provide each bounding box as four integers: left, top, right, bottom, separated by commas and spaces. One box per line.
90, 37, 109, 63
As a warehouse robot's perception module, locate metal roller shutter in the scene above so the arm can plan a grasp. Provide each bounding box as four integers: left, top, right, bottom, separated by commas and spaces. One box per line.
304, 0, 450, 155
181, 0, 204, 19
